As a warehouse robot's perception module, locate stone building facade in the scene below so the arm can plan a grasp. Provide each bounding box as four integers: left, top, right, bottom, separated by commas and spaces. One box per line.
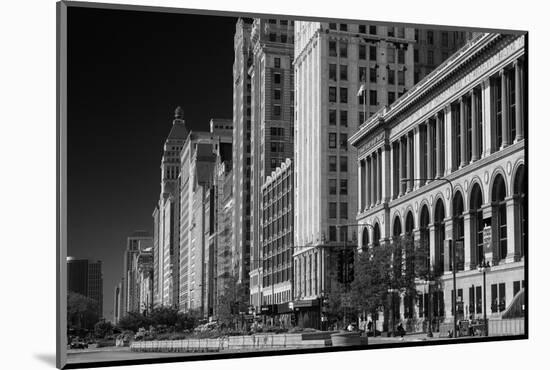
248, 18, 295, 312
350, 32, 526, 332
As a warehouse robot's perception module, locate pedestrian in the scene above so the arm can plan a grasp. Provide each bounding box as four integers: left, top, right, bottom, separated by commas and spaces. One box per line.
397, 323, 405, 337
367, 320, 373, 335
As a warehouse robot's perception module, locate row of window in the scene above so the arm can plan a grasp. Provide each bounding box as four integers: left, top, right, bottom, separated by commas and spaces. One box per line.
328, 23, 404, 38
328, 178, 348, 195
294, 252, 319, 298
328, 132, 348, 150
263, 267, 293, 288
328, 155, 348, 172
329, 40, 378, 61
328, 202, 348, 219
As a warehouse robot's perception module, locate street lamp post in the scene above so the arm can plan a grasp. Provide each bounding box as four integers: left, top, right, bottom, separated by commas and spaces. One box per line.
477, 260, 491, 337
402, 177, 456, 338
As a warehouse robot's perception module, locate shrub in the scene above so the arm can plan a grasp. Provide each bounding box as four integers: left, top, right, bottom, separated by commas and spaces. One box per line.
96, 339, 115, 348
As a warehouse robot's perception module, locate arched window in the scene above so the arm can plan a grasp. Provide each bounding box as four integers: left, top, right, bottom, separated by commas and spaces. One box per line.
393, 216, 402, 239
470, 184, 484, 266
420, 205, 430, 272
453, 192, 465, 271
434, 199, 446, 275
514, 165, 526, 258
362, 227, 369, 252
373, 223, 381, 247
492, 174, 507, 261
405, 212, 414, 236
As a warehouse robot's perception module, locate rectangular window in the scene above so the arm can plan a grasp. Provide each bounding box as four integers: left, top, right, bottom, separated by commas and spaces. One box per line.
274, 89, 281, 100
387, 47, 395, 63
340, 133, 348, 150
340, 65, 348, 81
359, 44, 366, 60
427, 50, 434, 65
280, 34, 287, 43
329, 226, 337, 241
358, 111, 365, 125
273, 105, 281, 117
498, 283, 506, 312
369, 46, 377, 61
387, 27, 395, 37
509, 69, 516, 141
329, 41, 337, 57
442, 32, 448, 47
452, 103, 461, 169
388, 91, 395, 105
329, 63, 337, 81
397, 27, 405, 38
329, 86, 337, 102
329, 109, 337, 125
491, 284, 498, 313
339, 42, 348, 58
340, 179, 348, 195
329, 156, 337, 172
369, 90, 377, 105
340, 156, 348, 172
427, 30, 434, 44
340, 87, 348, 103
269, 33, 277, 42
339, 23, 347, 31
476, 286, 482, 314
398, 49, 405, 64
358, 92, 365, 105
329, 202, 337, 218
388, 69, 395, 84
359, 66, 367, 82
329, 133, 337, 148
274, 57, 281, 68
414, 49, 419, 63
359, 25, 366, 33
340, 110, 348, 127
274, 73, 281, 84
513, 281, 521, 297
369, 25, 377, 34
369, 68, 376, 83
398, 70, 405, 85
494, 76, 503, 149
329, 179, 337, 195
329, 23, 337, 30
340, 203, 348, 219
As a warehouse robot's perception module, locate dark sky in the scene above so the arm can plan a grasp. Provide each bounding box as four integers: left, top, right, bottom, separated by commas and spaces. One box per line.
67, 6, 240, 319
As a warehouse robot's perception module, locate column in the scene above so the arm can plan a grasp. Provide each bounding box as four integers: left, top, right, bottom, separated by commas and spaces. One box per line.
459, 96, 467, 167
390, 142, 396, 200
372, 153, 378, 204
427, 120, 433, 181
398, 137, 407, 196
500, 69, 509, 148
514, 59, 524, 142
414, 126, 421, 189
382, 144, 390, 203
360, 159, 366, 211
463, 211, 472, 271
435, 113, 443, 178
481, 78, 493, 157
377, 148, 383, 203
364, 157, 372, 209
406, 133, 412, 192
505, 196, 519, 263
428, 224, 436, 270
443, 218, 453, 273
444, 106, 453, 176
471, 89, 480, 161
369, 155, 375, 207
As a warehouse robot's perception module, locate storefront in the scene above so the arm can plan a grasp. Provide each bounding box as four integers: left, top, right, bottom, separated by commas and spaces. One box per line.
293, 299, 321, 330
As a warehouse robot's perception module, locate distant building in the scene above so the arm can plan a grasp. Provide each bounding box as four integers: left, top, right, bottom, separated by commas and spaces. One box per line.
232, 19, 253, 298
248, 18, 295, 311
113, 282, 122, 324
121, 231, 152, 316
67, 257, 103, 319
260, 159, 294, 326
136, 248, 154, 315
153, 107, 188, 309
178, 124, 232, 313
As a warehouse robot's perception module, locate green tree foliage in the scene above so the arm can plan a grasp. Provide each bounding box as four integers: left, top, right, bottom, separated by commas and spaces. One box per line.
67, 291, 99, 331
94, 320, 114, 339
216, 274, 248, 328
116, 311, 151, 333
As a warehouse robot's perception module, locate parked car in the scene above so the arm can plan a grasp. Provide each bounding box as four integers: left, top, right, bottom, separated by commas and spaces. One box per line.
69, 339, 88, 349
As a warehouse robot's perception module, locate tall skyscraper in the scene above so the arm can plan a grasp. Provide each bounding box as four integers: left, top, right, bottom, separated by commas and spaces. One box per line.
67, 257, 103, 319
292, 21, 416, 328
178, 124, 232, 313
232, 18, 253, 299
153, 107, 188, 308
248, 18, 295, 311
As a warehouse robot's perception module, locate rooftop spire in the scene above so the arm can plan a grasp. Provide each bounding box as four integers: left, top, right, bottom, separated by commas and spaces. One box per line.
174, 106, 184, 120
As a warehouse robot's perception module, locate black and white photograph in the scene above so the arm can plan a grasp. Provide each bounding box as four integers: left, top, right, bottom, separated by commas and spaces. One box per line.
6, 0, 547, 369
54, 1, 531, 368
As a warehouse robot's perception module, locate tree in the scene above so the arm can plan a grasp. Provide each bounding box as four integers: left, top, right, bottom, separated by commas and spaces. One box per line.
149, 306, 179, 327
216, 273, 248, 329
67, 291, 99, 331
116, 311, 151, 333
94, 320, 114, 339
